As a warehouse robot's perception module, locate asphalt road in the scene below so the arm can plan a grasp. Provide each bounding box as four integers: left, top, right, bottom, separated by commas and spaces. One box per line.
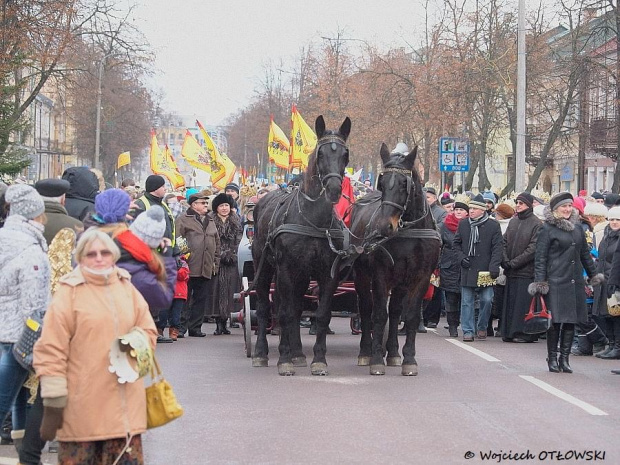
1, 318, 619, 464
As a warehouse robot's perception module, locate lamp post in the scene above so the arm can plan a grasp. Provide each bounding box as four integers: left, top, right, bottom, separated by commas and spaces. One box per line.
94, 53, 112, 171
515, 0, 526, 192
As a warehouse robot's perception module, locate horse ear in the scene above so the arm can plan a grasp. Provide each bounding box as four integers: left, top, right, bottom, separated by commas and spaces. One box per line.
404, 146, 418, 170
380, 143, 391, 165
339, 117, 351, 140
315, 115, 326, 139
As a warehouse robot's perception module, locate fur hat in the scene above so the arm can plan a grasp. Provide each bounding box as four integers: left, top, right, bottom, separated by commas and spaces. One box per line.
95, 188, 131, 224
608, 206, 620, 220
516, 192, 534, 209
550, 192, 573, 211
130, 205, 166, 248
584, 202, 608, 218
6, 184, 45, 219
211, 193, 234, 212
145, 175, 166, 193
469, 194, 487, 210
495, 203, 515, 219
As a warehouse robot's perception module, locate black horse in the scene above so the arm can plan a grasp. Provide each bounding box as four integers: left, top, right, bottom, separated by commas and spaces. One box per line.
350, 143, 441, 375
251, 115, 351, 376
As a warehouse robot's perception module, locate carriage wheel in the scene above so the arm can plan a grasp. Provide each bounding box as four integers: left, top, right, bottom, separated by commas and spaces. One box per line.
242, 277, 253, 358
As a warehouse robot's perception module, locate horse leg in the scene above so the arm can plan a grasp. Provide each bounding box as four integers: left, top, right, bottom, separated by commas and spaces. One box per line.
290, 303, 307, 367
311, 276, 339, 375
386, 287, 405, 367
252, 262, 274, 367
369, 278, 389, 375
354, 268, 373, 366
401, 287, 425, 376
275, 272, 308, 376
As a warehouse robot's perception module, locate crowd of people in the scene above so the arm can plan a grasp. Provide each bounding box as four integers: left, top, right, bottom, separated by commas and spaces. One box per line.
2, 166, 620, 463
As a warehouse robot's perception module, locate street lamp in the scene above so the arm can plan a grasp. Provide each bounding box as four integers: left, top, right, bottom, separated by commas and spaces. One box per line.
94, 53, 112, 171
515, 0, 526, 192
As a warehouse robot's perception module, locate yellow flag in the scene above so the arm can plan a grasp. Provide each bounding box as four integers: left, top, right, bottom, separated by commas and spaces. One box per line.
196, 120, 226, 186
268, 116, 290, 169
149, 131, 185, 189
117, 151, 130, 169
217, 152, 237, 190
181, 130, 211, 174
290, 104, 317, 170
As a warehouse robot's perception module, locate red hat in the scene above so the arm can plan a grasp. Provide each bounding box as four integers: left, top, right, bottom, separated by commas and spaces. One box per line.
578, 189, 587, 197
573, 196, 585, 215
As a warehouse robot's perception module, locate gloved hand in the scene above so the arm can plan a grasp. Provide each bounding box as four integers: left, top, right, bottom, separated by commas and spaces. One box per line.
40, 406, 64, 441
501, 261, 512, 270
461, 258, 471, 269
490, 271, 499, 280
607, 284, 617, 299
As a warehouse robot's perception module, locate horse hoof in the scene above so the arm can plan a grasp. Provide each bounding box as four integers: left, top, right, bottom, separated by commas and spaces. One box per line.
386, 356, 402, 366
252, 358, 268, 367
401, 364, 418, 376
292, 356, 307, 367
311, 362, 329, 376
370, 364, 385, 375
278, 363, 295, 376
357, 356, 371, 366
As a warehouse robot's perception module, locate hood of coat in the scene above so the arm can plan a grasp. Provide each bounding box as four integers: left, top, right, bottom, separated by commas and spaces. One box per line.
0, 215, 47, 267
62, 167, 99, 201
543, 205, 578, 231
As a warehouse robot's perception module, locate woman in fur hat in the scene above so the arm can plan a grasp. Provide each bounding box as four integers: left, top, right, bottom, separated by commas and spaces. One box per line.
207, 193, 242, 335
530, 192, 603, 373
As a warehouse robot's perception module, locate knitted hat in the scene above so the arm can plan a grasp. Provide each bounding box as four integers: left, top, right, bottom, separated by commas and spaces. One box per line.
591, 192, 604, 200
516, 192, 534, 209
604, 193, 620, 208
34, 179, 71, 197
572, 196, 585, 215
608, 206, 620, 220
469, 194, 487, 210
482, 191, 496, 206
584, 202, 609, 218
185, 187, 199, 201
129, 205, 166, 248
440, 193, 454, 206
495, 203, 515, 219
578, 189, 587, 197
5, 184, 45, 219
550, 192, 573, 211
454, 201, 469, 212
225, 183, 240, 195
212, 193, 234, 212
95, 188, 131, 224
145, 175, 166, 193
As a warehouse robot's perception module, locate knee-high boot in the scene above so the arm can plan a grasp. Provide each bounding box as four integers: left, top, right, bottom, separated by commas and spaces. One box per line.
559, 324, 574, 373
221, 318, 231, 335
599, 318, 620, 359
546, 323, 560, 373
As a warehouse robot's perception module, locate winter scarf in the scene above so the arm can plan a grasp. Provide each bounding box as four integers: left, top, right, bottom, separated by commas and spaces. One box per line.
444, 212, 461, 233
467, 211, 490, 257
517, 207, 533, 220
115, 229, 162, 276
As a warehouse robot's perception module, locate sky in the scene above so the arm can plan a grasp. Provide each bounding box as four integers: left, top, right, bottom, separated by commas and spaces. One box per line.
129, 0, 438, 126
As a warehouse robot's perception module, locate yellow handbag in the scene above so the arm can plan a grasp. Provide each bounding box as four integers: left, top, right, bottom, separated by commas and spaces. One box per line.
146, 356, 184, 429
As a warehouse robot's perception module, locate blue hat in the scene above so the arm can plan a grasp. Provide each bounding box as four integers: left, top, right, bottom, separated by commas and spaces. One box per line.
95, 188, 131, 224
482, 191, 496, 206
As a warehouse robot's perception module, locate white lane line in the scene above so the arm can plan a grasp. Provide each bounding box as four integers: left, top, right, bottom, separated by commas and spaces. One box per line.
520, 375, 608, 416
0, 457, 17, 465
445, 338, 501, 362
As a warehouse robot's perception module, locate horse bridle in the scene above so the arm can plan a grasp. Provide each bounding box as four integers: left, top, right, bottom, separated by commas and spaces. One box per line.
379, 167, 413, 213
315, 134, 348, 187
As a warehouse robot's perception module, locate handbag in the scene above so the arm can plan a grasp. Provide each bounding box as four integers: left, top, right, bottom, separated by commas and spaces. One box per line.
607, 293, 620, 317
146, 356, 184, 429
12, 312, 44, 371
523, 294, 552, 334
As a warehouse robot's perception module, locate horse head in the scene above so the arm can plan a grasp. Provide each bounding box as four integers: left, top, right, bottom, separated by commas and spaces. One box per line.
374, 142, 421, 237
304, 115, 351, 204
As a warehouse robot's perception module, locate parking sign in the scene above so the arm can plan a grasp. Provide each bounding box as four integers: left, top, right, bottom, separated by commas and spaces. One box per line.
439, 137, 470, 172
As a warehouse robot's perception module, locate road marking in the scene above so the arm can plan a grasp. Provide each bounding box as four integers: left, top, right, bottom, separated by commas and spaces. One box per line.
520, 375, 608, 416
0, 457, 17, 465
445, 339, 501, 362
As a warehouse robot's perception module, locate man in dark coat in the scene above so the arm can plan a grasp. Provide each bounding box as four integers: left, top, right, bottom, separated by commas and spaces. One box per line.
34, 178, 84, 245
61, 167, 99, 221
130, 175, 177, 257
453, 194, 503, 341
500, 192, 541, 342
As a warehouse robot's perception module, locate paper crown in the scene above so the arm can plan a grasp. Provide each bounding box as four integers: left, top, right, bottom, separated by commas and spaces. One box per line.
108, 327, 153, 384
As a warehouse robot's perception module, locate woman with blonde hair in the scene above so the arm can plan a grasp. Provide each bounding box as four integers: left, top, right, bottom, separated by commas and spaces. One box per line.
34, 228, 157, 464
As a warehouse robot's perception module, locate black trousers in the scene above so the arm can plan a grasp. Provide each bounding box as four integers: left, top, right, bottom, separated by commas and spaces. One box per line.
182, 277, 211, 333
423, 286, 442, 325
19, 387, 45, 465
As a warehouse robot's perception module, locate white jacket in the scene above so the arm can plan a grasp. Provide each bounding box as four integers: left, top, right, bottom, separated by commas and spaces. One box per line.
0, 215, 50, 343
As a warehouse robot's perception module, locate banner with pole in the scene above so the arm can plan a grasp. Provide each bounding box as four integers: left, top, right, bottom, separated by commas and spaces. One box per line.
290, 104, 317, 170
149, 131, 185, 189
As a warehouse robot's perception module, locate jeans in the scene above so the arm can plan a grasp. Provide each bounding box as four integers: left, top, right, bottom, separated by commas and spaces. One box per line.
158, 299, 184, 329
460, 286, 494, 336
0, 343, 30, 429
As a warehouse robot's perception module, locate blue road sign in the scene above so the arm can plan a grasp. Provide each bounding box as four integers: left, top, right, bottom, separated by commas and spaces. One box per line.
439, 137, 470, 172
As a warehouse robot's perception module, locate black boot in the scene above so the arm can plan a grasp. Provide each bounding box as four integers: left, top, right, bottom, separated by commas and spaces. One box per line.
558, 324, 574, 373
213, 318, 222, 335
221, 319, 231, 335
447, 311, 459, 338
546, 324, 560, 373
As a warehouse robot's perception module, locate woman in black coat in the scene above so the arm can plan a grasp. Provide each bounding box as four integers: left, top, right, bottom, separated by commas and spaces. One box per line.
598, 207, 620, 360
530, 192, 602, 373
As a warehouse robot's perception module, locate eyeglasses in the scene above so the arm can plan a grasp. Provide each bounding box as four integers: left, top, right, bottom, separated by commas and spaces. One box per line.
516, 201, 525, 205
85, 250, 113, 259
